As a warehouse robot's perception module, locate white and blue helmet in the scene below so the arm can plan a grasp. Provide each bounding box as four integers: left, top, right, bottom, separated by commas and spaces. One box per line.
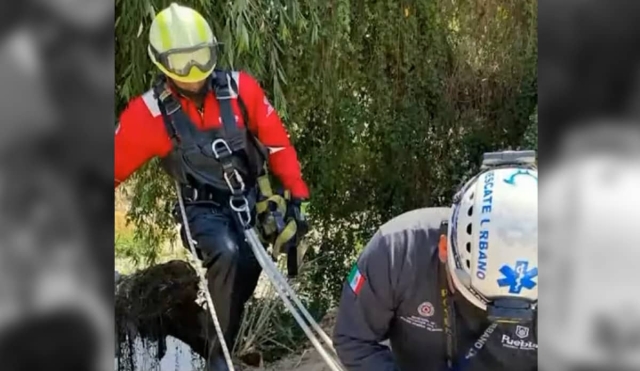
447, 160, 538, 310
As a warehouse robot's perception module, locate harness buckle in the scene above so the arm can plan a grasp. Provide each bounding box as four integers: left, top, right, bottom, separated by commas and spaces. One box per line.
211, 139, 233, 159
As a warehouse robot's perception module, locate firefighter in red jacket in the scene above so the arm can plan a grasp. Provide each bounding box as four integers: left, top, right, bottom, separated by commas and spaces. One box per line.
115, 3, 309, 370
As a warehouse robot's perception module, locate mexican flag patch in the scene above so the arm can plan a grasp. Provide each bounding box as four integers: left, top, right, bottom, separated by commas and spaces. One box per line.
348, 265, 366, 295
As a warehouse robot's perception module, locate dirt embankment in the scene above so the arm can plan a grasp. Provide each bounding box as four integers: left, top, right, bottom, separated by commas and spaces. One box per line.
244, 311, 339, 371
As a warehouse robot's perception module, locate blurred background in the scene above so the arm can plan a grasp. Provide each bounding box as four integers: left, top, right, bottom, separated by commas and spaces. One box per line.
539, 0, 640, 370
0, 0, 114, 370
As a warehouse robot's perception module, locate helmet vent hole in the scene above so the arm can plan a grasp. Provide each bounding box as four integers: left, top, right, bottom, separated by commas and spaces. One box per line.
467, 206, 473, 216
466, 223, 472, 235
466, 242, 471, 253
466, 259, 471, 269
469, 192, 474, 200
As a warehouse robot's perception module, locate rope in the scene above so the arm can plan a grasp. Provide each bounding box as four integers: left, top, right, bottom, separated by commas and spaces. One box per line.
249, 231, 337, 352
174, 181, 236, 371
244, 229, 345, 371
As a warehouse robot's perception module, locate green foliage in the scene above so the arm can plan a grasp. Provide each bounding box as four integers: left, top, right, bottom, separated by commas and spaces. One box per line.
116, 0, 537, 360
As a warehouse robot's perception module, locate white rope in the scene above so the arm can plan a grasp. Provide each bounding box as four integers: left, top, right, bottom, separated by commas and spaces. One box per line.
252, 234, 337, 353
245, 229, 345, 371
174, 181, 235, 371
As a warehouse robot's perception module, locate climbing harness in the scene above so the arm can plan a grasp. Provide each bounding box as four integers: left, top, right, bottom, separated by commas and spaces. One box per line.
159, 70, 344, 370
155, 70, 259, 371
154, 70, 269, 195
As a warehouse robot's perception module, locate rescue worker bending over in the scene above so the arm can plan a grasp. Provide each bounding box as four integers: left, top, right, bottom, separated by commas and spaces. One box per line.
333, 151, 538, 371
114, 3, 309, 370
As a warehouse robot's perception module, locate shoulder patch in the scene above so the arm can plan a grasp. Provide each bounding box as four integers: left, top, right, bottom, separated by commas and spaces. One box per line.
141, 89, 161, 118
347, 264, 366, 295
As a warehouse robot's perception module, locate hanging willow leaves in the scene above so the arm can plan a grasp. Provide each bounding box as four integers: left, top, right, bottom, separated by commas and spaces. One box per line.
116, 0, 537, 311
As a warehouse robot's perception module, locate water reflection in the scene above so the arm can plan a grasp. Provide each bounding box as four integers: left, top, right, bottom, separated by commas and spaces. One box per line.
115, 336, 204, 371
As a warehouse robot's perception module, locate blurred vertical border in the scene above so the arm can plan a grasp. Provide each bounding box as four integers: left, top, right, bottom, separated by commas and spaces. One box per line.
0, 0, 115, 370
539, 1, 640, 370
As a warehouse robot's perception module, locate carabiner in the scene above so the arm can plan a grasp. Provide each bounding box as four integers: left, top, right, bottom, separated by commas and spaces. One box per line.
224, 170, 246, 193
230, 195, 252, 227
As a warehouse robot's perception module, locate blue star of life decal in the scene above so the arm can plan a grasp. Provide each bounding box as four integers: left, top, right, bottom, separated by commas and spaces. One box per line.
497, 261, 538, 294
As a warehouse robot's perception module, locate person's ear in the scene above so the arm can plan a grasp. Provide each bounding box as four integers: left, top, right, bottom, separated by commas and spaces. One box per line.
438, 234, 447, 263
438, 221, 449, 263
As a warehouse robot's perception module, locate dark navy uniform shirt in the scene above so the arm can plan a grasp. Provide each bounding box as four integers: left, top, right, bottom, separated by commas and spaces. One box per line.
333, 207, 538, 371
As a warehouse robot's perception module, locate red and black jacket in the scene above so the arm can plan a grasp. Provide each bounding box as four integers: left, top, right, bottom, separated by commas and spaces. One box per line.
114, 70, 309, 199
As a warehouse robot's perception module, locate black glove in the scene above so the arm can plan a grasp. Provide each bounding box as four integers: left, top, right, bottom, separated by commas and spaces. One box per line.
289, 198, 309, 238
284, 198, 310, 277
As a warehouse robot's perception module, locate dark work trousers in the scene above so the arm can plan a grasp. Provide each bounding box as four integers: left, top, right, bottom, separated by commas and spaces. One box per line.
176, 190, 263, 371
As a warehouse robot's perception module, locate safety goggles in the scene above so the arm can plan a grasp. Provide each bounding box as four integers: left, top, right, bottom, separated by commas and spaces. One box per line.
150, 43, 218, 78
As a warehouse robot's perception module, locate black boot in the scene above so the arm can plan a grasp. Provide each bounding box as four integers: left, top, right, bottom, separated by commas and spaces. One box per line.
207, 351, 232, 371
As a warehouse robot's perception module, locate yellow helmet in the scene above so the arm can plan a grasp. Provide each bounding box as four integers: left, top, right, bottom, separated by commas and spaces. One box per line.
148, 3, 218, 83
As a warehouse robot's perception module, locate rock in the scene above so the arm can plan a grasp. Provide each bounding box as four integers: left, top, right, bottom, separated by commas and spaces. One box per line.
115, 260, 343, 370
115, 260, 210, 361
